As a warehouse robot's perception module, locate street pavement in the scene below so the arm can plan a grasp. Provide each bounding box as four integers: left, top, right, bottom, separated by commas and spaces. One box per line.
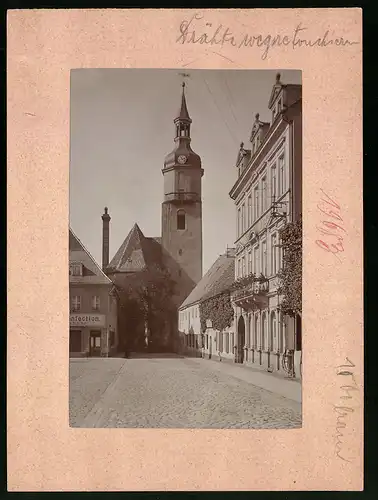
69, 355, 302, 429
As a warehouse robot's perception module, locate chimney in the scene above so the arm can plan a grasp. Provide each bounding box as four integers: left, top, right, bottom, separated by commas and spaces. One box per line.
102, 207, 111, 271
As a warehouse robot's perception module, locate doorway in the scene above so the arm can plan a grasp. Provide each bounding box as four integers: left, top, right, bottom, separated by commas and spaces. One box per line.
69, 329, 82, 354
89, 330, 102, 357
237, 316, 245, 364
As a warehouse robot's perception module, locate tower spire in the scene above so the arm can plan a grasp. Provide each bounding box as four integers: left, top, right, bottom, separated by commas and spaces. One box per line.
178, 81, 190, 121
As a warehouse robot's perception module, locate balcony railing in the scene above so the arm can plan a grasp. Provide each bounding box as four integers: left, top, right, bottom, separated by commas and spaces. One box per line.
231, 277, 269, 310
165, 192, 200, 203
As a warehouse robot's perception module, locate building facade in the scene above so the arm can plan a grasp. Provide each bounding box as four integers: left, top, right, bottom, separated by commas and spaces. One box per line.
178, 251, 235, 361
228, 73, 302, 378
69, 228, 118, 357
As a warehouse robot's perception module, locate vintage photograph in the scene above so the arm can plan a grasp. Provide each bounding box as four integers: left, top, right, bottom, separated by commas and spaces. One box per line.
69, 68, 302, 429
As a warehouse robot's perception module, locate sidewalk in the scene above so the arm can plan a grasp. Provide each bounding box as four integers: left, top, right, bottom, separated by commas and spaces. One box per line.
189, 357, 302, 404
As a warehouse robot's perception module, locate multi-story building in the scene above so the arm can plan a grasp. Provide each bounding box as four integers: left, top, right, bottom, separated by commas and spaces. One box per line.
228, 73, 302, 378
69, 228, 118, 357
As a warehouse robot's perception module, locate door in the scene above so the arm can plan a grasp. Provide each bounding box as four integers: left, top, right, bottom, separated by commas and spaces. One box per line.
69, 329, 82, 354
89, 331, 102, 357
237, 316, 245, 363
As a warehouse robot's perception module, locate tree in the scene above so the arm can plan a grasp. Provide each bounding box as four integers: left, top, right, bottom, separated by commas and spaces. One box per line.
117, 264, 177, 351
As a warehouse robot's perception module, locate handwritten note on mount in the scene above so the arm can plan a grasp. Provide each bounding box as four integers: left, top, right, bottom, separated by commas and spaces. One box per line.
315, 189, 346, 260
176, 13, 360, 60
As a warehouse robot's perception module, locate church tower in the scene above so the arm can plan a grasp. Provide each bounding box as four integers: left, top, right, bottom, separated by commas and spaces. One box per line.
162, 82, 204, 301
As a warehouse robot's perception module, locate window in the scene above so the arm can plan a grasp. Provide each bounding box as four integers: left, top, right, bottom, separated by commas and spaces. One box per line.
261, 240, 267, 276
92, 295, 100, 311
271, 234, 277, 275
241, 203, 245, 234
277, 99, 282, 114
271, 311, 277, 351
261, 312, 267, 351
237, 207, 241, 237
247, 194, 252, 228
69, 263, 83, 276
261, 176, 267, 212
71, 295, 81, 312
248, 251, 252, 275
177, 210, 186, 230
242, 256, 246, 277
225, 332, 229, 353
279, 155, 285, 194
253, 246, 259, 275
254, 315, 259, 348
271, 164, 277, 199
254, 186, 259, 220
238, 258, 242, 279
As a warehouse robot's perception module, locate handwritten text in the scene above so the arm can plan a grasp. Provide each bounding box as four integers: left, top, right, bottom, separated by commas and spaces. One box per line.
315, 189, 346, 260
334, 357, 358, 463
176, 13, 359, 60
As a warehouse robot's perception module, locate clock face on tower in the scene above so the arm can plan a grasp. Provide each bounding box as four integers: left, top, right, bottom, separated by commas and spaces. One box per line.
177, 155, 187, 164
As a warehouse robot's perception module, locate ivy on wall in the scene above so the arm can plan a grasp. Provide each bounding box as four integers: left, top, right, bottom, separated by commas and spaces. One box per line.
230, 272, 267, 291
277, 216, 302, 317
199, 292, 234, 333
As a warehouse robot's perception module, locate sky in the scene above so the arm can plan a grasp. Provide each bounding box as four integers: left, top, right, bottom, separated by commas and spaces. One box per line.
70, 68, 301, 275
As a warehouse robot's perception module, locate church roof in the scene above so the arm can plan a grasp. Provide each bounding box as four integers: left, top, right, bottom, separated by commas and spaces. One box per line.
179, 253, 235, 309
69, 228, 112, 285
107, 223, 162, 273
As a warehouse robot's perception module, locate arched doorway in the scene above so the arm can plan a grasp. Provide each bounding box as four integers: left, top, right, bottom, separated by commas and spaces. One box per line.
237, 316, 245, 363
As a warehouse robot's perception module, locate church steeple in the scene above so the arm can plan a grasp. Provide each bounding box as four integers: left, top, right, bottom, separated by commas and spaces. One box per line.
174, 82, 192, 143
164, 82, 202, 170
161, 81, 204, 292
178, 82, 191, 121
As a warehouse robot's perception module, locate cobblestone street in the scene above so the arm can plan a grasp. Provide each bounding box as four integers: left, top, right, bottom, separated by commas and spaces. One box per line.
69, 356, 302, 429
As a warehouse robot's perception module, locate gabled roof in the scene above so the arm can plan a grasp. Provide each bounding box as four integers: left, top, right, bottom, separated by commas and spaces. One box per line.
69, 228, 112, 285
179, 253, 235, 309
235, 142, 251, 168
268, 73, 285, 109
250, 113, 270, 141
107, 223, 162, 273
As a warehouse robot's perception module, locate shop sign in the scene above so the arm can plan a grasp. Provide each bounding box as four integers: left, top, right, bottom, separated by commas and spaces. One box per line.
70, 313, 105, 327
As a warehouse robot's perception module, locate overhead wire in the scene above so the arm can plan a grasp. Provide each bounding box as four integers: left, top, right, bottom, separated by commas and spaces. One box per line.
202, 76, 240, 148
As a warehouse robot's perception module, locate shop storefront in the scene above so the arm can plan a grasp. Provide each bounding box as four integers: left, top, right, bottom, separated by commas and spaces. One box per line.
69, 313, 116, 357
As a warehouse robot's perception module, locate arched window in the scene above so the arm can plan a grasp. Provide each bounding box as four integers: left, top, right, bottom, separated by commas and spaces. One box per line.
261, 312, 267, 351
254, 314, 259, 348
177, 210, 186, 230
271, 311, 277, 351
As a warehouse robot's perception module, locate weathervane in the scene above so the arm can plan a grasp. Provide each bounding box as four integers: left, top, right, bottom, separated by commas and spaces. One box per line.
178, 72, 191, 86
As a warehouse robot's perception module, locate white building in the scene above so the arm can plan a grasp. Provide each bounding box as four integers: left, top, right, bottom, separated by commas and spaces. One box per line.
178, 251, 235, 360
228, 73, 302, 378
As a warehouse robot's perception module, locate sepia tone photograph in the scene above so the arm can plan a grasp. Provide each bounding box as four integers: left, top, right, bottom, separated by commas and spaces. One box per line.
69, 68, 302, 429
